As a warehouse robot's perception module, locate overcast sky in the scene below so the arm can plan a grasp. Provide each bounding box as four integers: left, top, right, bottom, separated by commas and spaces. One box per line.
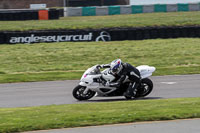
130, 0, 200, 5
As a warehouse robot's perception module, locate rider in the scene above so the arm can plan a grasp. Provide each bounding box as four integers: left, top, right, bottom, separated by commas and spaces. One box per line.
97, 59, 141, 97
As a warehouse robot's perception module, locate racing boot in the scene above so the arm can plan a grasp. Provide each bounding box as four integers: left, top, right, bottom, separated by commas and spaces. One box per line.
124, 82, 139, 98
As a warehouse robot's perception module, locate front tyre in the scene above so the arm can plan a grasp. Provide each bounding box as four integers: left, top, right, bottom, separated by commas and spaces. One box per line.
135, 78, 153, 98
72, 85, 96, 101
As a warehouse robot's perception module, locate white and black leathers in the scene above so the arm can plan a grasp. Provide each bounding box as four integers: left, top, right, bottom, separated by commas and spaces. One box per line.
100, 62, 141, 97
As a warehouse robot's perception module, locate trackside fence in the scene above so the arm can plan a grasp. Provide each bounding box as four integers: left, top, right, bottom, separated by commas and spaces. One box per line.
1, 26, 200, 44
64, 3, 200, 16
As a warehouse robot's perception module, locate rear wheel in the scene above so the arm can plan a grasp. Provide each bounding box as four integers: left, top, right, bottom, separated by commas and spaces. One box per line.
124, 95, 132, 100
72, 85, 96, 101
135, 78, 153, 98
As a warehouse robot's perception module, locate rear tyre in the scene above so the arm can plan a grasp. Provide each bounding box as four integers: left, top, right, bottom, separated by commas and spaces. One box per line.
135, 78, 153, 98
72, 85, 96, 101
124, 95, 133, 100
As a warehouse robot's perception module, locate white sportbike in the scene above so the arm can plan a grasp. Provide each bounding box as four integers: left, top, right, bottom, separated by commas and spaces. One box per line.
73, 65, 156, 100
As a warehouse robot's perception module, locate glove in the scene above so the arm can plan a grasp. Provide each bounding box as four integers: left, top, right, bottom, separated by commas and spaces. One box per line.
96, 64, 102, 69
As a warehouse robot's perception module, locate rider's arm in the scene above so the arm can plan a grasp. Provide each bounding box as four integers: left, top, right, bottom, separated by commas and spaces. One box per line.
97, 64, 110, 69
109, 73, 127, 87
101, 64, 110, 68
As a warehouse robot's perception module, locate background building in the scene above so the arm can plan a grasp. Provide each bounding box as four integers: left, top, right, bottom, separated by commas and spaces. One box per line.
0, 0, 129, 9
0, 0, 63, 9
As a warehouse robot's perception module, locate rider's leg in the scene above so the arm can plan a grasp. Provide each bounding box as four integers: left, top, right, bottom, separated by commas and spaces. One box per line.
124, 81, 139, 97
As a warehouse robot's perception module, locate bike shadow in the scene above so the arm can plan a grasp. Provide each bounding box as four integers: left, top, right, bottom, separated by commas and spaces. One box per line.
79, 97, 163, 103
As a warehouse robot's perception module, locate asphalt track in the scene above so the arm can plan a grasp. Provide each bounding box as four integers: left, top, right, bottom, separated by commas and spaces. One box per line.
25, 119, 200, 133
0, 74, 200, 108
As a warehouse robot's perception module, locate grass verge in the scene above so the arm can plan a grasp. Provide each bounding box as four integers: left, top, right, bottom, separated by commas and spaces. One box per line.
1, 67, 200, 83
0, 71, 82, 83
0, 38, 200, 83
0, 97, 200, 133
1, 11, 200, 31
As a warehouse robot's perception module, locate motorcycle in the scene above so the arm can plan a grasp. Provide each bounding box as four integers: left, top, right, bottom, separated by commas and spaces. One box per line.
72, 64, 156, 100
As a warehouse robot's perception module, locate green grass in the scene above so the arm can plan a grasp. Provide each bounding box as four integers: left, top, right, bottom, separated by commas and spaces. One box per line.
0, 38, 200, 83
0, 97, 200, 133
1, 11, 200, 31
0, 72, 82, 83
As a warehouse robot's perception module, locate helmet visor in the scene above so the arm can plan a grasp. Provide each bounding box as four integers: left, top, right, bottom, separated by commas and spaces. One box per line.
112, 68, 118, 73
111, 66, 120, 74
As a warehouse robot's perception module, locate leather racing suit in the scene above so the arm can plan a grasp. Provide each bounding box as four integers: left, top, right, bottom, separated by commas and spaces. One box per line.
100, 62, 141, 97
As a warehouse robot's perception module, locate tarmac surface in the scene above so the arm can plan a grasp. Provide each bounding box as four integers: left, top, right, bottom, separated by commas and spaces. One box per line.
0, 74, 200, 107
24, 119, 200, 133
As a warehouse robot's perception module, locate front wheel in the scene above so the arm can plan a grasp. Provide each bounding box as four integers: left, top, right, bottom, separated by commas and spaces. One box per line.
72, 85, 96, 101
135, 78, 153, 98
